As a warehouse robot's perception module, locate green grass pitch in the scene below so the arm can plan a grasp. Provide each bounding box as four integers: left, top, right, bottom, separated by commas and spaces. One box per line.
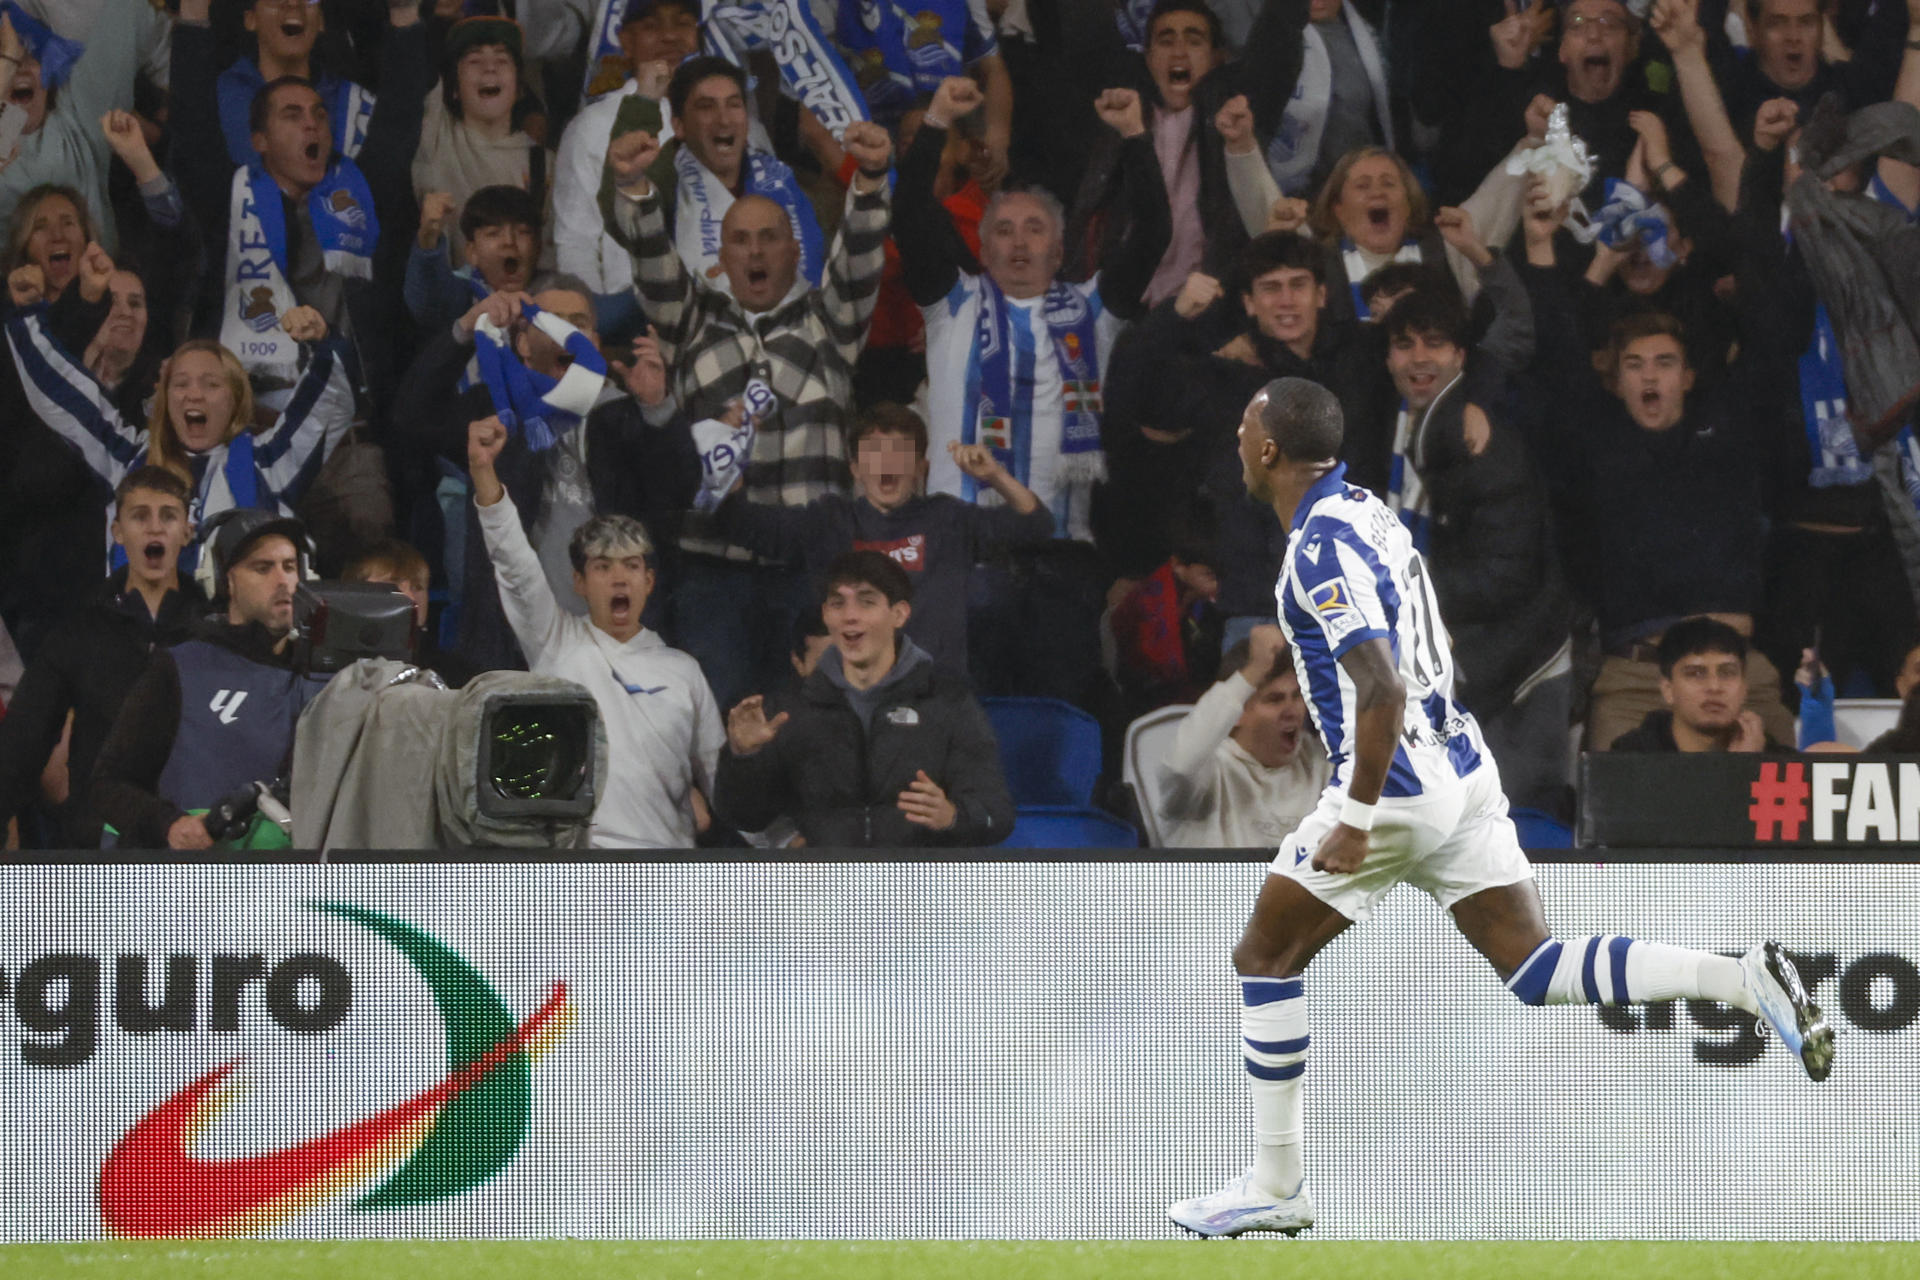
5, 1241, 1917, 1280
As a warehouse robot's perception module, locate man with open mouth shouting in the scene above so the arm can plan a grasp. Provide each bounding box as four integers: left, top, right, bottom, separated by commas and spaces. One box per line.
172, 0, 431, 401
600, 104, 894, 713
213, 0, 379, 168
0, 467, 206, 850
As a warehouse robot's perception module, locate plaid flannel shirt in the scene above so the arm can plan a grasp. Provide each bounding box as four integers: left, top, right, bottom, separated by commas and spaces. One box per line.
608, 181, 890, 561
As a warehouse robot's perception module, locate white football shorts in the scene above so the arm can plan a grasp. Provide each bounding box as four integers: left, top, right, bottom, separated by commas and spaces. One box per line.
1271, 763, 1534, 922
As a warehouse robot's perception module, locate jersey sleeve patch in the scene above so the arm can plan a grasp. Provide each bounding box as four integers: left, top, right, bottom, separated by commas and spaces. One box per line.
1309, 578, 1366, 644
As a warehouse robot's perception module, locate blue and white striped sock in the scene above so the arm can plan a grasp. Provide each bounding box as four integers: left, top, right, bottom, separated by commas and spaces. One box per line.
1242, 976, 1307, 1198
1506, 936, 1752, 1012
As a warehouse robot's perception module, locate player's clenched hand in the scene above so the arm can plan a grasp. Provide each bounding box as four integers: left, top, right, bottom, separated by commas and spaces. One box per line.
609, 129, 661, 193
1312, 823, 1370, 874
898, 769, 957, 831
727, 695, 789, 756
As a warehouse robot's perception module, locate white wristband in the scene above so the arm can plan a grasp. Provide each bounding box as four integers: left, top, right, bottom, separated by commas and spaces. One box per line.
1339, 796, 1376, 832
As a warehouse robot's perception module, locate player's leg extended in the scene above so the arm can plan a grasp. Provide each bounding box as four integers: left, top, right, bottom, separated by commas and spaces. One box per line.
1449, 881, 1834, 1081
1168, 873, 1348, 1238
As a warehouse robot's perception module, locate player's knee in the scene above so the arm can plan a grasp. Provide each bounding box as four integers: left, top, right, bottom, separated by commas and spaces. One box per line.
1232, 933, 1310, 980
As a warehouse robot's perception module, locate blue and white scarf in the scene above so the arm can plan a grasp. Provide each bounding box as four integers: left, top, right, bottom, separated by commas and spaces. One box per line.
1342, 237, 1422, 319
471, 301, 609, 454
0, 2, 82, 89
1800, 302, 1920, 511
584, 0, 869, 135
1113, 0, 1156, 51
963, 277, 1105, 497
221, 160, 377, 386
1385, 400, 1431, 553
674, 144, 826, 289
1590, 178, 1676, 269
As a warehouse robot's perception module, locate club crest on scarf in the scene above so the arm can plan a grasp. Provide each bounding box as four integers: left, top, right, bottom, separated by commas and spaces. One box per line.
690, 378, 773, 512
965, 278, 1105, 495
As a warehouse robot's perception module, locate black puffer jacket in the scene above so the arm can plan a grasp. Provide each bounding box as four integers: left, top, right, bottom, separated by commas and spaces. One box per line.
1411, 378, 1570, 719
715, 643, 1014, 847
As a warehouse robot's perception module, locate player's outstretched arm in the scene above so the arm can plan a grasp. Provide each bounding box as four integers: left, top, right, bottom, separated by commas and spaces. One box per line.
1314, 637, 1404, 874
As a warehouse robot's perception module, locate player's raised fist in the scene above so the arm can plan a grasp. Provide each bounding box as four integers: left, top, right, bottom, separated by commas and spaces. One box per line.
842, 121, 894, 175
1096, 88, 1145, 139
727, 695, 789, 756
609, 129, 661, 190
468, 414, 508, 472
1214, 94, 1255, 155
1312, 822, 1370, 874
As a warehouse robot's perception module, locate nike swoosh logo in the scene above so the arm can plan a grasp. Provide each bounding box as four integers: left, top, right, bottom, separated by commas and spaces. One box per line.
99, 983, 567, 1238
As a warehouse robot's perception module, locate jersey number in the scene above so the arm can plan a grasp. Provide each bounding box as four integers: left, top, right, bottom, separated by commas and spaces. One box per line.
1403, 553, 1448, 695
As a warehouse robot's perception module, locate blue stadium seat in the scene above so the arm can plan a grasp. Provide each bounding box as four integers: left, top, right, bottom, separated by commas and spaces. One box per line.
1511, 806, 1573, 849
982, 697, 1103, 807
1000, 805, 1141, 849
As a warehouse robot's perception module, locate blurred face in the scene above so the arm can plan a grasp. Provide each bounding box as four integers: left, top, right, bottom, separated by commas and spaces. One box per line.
1145, 11, 1219, 113
1661, 648, 1747, 741
676, 74, 749, 184
980, 192, 1063, 299
1243, 266, 1325, 348
1619, 230, 1679, 297
823, 581, 909, 674
573, 547, 653, 642
23, 193, 85, 296
99, 271, 149, 357
719, 197, 800, 311
246, 0, 323, 68
1614, 333, 1693, 431
1172, 558, 1219, 603
514, 288, 600, 376
251, 83, 331, 192
1559, 0, 1637, 103
620, 3, 700, 68
358, 570, 429, 627
1898, 646, 1920, 701
1332, 154, 1412, 255
228, 535, 302, 635
457, 45, 519, 128
1308, 0, 1345, 18
1755, 0, 1821, 91
8, 55, 47, 135
468, 220, 538, 292
1239, 400, 1276, 501
167, 349, 237, 452
111, 488, 191, 588
1387, 327, 1465, 412
852, 431, 925, 512
1233, 669, 1309, 766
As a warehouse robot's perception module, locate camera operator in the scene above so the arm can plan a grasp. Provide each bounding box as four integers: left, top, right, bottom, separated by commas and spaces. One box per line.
91, 511, 330, 850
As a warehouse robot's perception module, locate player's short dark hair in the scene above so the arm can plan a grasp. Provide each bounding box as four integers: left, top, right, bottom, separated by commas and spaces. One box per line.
824, 550, 913, 607
1384, 289, 1471, 352
791, 609, 829, 658
1239, 231, 1326, 291
668, 55, 747, 120
1656, 617, 1749, 678
249, 76, 320, 137
847, 402, 929, 459
1253, 377, 1344, 463
1145, 0, 1225, 49
460, 185, 543, 243
114, 465, 191, 514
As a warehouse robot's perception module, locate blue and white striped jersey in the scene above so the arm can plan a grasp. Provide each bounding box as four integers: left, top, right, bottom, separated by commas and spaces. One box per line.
1275, 463, 1485, 799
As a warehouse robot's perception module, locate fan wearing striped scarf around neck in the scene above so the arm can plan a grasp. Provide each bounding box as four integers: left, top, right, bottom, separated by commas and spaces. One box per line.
1311, 147, 1433, 321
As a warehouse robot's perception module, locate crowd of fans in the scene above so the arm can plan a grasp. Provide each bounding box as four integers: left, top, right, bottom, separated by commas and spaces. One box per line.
3, 0, 1920, 852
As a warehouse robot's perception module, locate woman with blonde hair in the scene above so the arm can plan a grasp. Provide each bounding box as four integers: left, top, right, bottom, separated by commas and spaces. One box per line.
4, 243, 353, 575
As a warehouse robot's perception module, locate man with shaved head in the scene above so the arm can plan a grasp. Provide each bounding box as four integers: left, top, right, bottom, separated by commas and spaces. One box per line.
601, 117, 895, 710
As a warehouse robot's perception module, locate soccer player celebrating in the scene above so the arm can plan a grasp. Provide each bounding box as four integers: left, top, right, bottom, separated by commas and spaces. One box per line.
1167, 379, 1834, 1238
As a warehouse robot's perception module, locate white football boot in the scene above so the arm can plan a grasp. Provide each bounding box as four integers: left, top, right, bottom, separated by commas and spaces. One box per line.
1741, 940, 1834, 1082
1168, 1170, 1315, 1238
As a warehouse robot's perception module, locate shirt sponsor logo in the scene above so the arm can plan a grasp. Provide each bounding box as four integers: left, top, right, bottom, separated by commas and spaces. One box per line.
853, 535, 926, 570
